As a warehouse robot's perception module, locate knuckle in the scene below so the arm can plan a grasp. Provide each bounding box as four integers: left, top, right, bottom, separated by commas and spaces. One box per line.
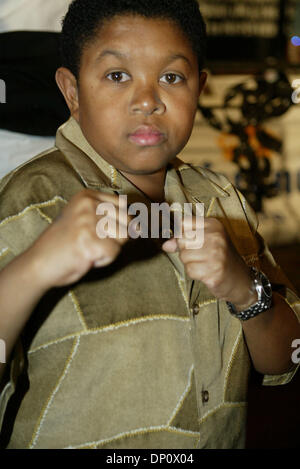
70, 192, 96, 214
210, 235, 227, 255
177, 238, 185, 251
206, 276, 221, 290
77, 198, 94, 213
74, 227, 92, 248
76, 215, 95, 234
211, 276, 221, 289
185, 263, 195, 277
179, 249, 187, 263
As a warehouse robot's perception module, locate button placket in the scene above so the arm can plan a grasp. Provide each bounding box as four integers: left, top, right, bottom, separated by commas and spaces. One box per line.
190, 303, 211, 414
188, 301, 203, 422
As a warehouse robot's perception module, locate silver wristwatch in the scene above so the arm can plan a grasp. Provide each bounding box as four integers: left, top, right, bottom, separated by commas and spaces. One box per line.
226, 267, 272, 321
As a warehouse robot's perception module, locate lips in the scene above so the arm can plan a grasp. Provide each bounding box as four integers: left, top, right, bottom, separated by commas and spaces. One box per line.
128, 125, 165, 146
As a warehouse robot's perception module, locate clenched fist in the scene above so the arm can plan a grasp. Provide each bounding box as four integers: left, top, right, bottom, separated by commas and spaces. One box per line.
162, 217, 257, 310
28, 189, 131, 289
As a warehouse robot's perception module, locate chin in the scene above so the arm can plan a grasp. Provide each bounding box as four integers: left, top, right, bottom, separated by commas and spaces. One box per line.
125, 163, 168, 175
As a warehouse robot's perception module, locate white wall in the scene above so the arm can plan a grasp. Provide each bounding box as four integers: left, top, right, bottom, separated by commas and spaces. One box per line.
0, 0, 72, 32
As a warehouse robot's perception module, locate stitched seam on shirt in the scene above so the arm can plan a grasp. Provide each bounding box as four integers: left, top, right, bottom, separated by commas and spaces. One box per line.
198, 299, 217, 308
206, 198, 216, 217
205, 182, 231, 216
35, 207, 53, 225
167, 365, 194, 426
110, 166, 118, 186
69, 291, 89, 331
0, 196, 67, 228
28, 333, 81, 355
168, 426, 200, 437
27, 315, 190, 354
198, 401, 247, 425
28, 336, 80, 449
222, 182, 232, 192
223, 329, 243, 398
65, 425, 199, 449
263, 368, 299, 385
263, 376, 289, 384
173, 268, 190, 313
85, 315, 190, 334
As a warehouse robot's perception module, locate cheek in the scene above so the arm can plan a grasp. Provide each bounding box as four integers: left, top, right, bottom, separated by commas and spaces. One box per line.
79, 81, 114, 116
168, 89, 198, 118
80, 97, 122, 136
169, 101, 197, 139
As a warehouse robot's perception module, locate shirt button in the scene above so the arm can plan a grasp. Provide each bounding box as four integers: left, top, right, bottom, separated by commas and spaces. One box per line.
191, 304, 200, 316
202, 390, 209, 403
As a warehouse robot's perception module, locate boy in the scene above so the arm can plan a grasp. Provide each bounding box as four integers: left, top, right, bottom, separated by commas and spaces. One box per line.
0, 0, 299, 449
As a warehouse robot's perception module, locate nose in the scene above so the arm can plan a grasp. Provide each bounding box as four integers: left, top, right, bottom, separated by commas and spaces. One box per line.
129, 84, 166, 116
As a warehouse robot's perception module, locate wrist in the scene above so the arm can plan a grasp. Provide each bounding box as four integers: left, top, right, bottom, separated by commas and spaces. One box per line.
225, 272, 258, 311
24, 244, 53, 294
231, 290, 258, 312
226, 268, 273, 321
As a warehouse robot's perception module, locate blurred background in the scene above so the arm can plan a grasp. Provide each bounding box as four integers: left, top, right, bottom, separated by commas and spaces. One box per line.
182, 1, 300, 296
0, 0, 299, 449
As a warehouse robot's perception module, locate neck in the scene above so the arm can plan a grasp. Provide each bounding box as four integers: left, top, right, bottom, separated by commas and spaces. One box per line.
120, 167, 167, 202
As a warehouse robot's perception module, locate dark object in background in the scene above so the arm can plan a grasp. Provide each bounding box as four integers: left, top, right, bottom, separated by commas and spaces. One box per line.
198, 70, 293, 213
0, 31, 69, 136
201, 0, 293, 70
246, 364, 300, 449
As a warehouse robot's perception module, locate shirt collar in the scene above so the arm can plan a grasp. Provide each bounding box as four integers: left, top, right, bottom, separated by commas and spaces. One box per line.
55, 117, 120, 191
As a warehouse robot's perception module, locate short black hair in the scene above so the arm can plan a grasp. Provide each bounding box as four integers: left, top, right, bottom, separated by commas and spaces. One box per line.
60, 0, 206, 80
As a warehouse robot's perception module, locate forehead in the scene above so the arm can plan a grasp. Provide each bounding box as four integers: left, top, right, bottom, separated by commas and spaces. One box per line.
81, 14, 198, 66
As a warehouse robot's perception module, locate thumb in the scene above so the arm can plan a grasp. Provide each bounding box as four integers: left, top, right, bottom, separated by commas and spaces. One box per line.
162, 238, 178, 253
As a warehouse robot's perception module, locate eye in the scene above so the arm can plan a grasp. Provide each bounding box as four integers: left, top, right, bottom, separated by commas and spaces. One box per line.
160, 73, 184, 85
106, 71, 130, 83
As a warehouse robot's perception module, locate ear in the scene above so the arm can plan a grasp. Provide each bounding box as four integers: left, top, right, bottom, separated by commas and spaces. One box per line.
55, 67, 79, 120
198, 71, 207, 98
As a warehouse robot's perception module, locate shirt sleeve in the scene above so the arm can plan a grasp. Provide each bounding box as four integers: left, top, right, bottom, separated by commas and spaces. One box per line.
0, 239, 26, 433
256, 236, 300, 386
0, 339, 25, 432
233, 189, 300, 386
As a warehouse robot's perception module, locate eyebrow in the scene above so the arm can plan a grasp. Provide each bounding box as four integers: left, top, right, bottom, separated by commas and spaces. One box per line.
167, 54, 192, 68
95, 49, 192, 68
95, 49, 128, 62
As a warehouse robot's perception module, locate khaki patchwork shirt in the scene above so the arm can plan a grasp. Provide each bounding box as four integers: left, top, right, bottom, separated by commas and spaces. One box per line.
0, 117, 299, 449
